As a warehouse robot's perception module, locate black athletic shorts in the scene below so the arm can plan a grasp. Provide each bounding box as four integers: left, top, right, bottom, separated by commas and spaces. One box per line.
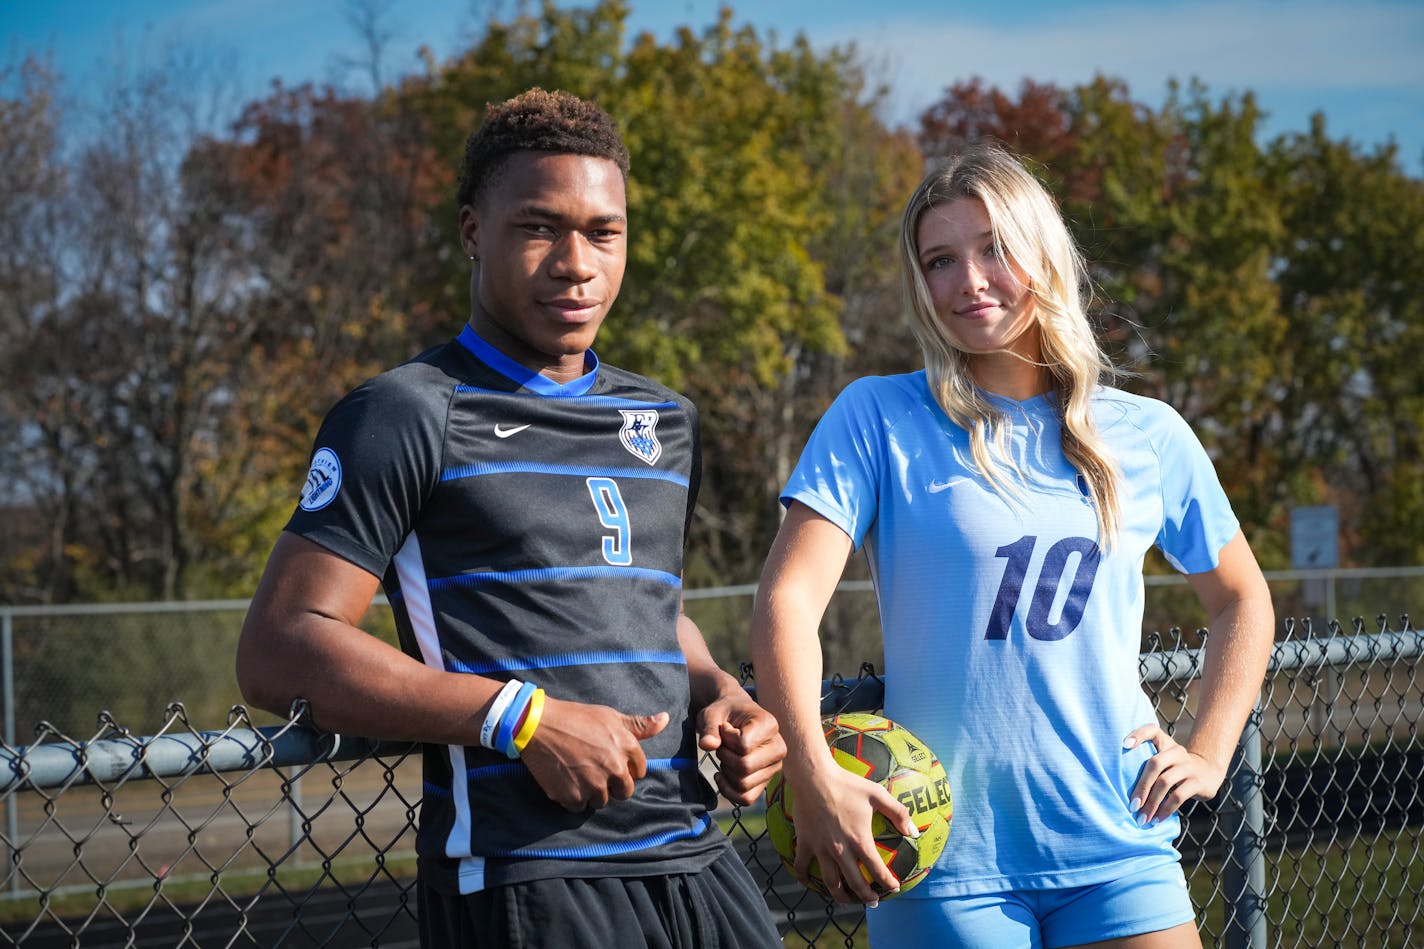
416, 848, 782, 948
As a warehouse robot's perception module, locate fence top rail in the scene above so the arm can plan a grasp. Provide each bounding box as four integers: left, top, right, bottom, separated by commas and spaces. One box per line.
0, 599, 253, 618
0, 597, 389, 618
1140, 626, 1424, 681
0, 722, 416, 794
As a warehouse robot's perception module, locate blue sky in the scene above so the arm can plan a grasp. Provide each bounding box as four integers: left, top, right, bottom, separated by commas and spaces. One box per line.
4, 0, 1422, 174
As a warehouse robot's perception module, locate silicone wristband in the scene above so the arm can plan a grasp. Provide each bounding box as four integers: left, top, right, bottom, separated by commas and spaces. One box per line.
512, 689, 546, 756
496, 682, 539, 758
481, 679, 524, 750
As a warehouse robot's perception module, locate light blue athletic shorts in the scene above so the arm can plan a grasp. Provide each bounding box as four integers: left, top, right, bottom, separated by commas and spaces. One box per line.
867, 860, 1196, 949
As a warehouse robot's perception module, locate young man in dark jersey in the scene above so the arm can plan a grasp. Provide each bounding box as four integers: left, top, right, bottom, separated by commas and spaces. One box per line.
237, 88, 786, 948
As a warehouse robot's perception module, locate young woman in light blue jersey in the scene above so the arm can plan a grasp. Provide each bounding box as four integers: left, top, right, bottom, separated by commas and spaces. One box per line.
748, 143, 1274, 949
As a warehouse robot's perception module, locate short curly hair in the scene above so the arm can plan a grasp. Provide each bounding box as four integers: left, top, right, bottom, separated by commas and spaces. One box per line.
456, 88, 630, 209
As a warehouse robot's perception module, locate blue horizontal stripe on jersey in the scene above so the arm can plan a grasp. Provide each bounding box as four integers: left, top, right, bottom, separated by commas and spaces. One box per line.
644, 757, 697, 771
428, 565, 682, 591
464, 757, 696, 783
485, 812, 713, 860
440, 460, 689, 486
448, 649, 688, 675
462, 762, 526, 781
453, 384, 678, 413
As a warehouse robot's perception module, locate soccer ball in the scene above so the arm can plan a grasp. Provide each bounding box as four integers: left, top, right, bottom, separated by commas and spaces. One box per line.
765, 712, 952, 897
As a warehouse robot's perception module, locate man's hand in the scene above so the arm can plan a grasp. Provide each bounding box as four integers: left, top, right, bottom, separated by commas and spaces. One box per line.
696, 691, 787, 805
519, 697, 669, 811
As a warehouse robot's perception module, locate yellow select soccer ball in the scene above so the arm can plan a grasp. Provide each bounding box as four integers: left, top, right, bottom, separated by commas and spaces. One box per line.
765, 712, 952, 897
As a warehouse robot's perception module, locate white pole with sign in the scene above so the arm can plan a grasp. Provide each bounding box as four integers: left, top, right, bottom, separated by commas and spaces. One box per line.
1290, 505, 1339, 622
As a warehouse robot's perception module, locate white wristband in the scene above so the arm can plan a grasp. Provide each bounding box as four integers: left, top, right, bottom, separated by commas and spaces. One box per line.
480, 679, 524, 750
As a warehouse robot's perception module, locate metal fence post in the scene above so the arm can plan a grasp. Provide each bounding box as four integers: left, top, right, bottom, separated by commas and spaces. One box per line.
290, 772, 304, 864
1222, 704, 1267, 949
3, 609, 17, 894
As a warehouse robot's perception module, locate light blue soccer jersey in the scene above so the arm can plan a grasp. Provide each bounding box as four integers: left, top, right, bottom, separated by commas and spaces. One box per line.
781, 371, 1239, 897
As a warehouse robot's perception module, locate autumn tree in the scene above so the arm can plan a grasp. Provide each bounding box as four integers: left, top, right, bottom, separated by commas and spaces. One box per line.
0, 55, 71, 601
0, 47, 310, 600
1266, 120, 1424, 564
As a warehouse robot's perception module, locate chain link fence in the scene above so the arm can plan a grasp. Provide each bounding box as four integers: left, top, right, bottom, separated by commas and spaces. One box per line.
0, 601, 1421, 946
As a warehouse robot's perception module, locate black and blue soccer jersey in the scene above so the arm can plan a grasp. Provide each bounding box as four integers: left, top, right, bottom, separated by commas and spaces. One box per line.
285, 326, 727, 894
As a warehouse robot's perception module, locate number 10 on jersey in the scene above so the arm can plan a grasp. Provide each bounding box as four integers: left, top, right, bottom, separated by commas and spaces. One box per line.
986, 535, 1101, 641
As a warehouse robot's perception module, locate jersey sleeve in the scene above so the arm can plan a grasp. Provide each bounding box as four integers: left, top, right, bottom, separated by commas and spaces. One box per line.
683, 396, 702, 542
1152, 404, 1240, 575
284, 372, 448, 578
780, 378, 887, 549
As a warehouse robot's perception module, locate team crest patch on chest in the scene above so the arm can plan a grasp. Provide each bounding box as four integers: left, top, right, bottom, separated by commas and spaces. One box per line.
618, 409, 662, 465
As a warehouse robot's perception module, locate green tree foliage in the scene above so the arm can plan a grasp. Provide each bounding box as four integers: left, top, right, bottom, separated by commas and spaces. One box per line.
1106, 81, 1287, 541
1267, 119, 1424, 564
609, 13, 914, 582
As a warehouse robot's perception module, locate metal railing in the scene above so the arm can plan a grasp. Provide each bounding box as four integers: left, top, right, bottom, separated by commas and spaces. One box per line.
0, 612, 1421, 946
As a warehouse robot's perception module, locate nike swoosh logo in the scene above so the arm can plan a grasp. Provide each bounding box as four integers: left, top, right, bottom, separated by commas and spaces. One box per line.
494, 423, 532, 438
927, 477, 969, 494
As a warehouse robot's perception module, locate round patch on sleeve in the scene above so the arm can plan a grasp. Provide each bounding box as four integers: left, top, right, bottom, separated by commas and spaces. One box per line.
299, 447, 343, 511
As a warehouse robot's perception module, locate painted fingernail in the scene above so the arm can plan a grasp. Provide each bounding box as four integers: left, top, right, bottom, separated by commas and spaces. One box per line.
1130, 797, 1142, 812
1123, 736, 1138, 749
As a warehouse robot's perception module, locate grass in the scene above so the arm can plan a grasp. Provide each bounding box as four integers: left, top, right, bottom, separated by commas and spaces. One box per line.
0, 851, 419, 928
1261, 832, 1424, 947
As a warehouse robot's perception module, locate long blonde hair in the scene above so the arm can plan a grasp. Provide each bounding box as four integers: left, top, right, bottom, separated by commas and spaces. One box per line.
898, 142, 1122, 544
